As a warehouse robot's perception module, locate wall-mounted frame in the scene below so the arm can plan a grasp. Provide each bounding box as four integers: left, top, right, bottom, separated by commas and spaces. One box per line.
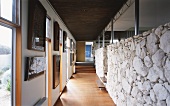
54, 21, 60, 51
70, 39, 73, 51
27, 0, 47, 51
70, 53, 74, 66
53, 55, 60, 89
25, 57, 46, 81
63, 31, 67, 52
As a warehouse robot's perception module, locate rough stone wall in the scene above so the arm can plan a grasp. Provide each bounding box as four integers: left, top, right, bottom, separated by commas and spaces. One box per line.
106, 23, 170, 106
95, 47, 107, 77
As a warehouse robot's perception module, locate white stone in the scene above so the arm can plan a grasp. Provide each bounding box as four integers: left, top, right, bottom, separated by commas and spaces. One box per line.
138, 82, 144, 91
137, 92, 145, 104
118, 92, 125, 101
147, 67, 159, 82
140, 47, 147, 59
166, 96, 170, 106
152, 49, 165, 67
137, 75, 142, 81
146, 33, 159, 55
122, 78, 131, 94
157, 100, 167, 106
136, 103, 144, 106
133, 57, 148, 77
150, 89, 157, 102
165, 57, 170, 83
143, 95, 152, 105
155, 25, 163, 37
143, 81, 151, 91
128, 76, 133, 86
143, 30, 151, 37
144, 56, 153, 68
164, 82, 170, 93
143, 91, 150, 96
153, 64, 165, 81
136, 44, 141, 57
160, 30, 170, 54
153, 84, 169, 100
131, 86, 139, 97
139, 39, 146, 47
158, 79, 164, 84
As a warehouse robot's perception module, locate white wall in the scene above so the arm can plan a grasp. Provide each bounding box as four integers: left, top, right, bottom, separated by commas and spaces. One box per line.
21, 0, 45, 105
21, 0, 76, 105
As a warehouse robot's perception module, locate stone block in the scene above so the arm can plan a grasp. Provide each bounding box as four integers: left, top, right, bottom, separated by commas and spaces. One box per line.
160, 31, 170, 54
153, 84, 169, 100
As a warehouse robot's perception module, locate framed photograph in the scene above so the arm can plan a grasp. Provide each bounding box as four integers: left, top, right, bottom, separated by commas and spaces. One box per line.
63, 31, 67, 52
70, 53, 74, 66
53, 55, 60, 89
27, 0, 47, 51
25, 57, 46, 81
70, 39, 73, 51
54, 21, 60, 51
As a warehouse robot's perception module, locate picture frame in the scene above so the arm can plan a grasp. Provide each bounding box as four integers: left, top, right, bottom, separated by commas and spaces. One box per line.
54, 21, 60, 51
27, 0, 47, 51
63, 31, 67, 52
53, 55, 60, 89
25, 57, 46, 81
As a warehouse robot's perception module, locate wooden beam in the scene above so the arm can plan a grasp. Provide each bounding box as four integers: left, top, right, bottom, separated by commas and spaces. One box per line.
48, 41, 52, 106
16, 26, 22, 106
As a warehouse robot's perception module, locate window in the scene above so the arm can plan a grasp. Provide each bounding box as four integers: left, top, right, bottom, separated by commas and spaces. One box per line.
0, 0, 20, 24
0, 25, 13, 106
0, 0, 20, 106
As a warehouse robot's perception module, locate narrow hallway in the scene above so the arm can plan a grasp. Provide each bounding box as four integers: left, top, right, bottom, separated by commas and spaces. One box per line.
54, 73, 115, 106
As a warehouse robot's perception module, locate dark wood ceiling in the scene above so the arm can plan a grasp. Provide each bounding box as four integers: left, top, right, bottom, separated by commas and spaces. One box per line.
49, 0, 127, 41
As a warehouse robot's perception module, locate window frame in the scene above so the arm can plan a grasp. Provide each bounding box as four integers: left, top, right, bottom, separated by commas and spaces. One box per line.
0, 0, 21, 106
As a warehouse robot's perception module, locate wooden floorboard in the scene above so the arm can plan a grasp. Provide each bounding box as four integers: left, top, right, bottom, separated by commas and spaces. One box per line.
54, 73, 115, 106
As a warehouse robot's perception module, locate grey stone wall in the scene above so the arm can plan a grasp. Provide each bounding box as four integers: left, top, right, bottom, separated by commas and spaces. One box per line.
106, 23, 170, 106
95, 47, 107, 77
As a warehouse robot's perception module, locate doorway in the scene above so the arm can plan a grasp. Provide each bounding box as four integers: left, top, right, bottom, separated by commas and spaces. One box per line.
85, 42, 94, 62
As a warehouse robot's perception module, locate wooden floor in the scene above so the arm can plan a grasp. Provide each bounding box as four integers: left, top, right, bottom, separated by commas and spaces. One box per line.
54, 73, 116, 106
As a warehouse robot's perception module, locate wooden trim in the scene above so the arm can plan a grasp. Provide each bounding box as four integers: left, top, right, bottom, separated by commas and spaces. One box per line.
60, 45, 63, 92
0, 17, 20, 27
46, 37, 51, 42
48, 41, 52, 106
16, 26, 22, 106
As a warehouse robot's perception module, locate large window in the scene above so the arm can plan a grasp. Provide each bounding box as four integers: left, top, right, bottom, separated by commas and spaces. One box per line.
0, 0, 19, 24
0, 0, 20, 105
0, 25, 13, 106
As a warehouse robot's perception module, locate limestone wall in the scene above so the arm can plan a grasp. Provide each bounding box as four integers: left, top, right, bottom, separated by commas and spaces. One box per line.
95, 47, 107, 77
107, 23, 170, 106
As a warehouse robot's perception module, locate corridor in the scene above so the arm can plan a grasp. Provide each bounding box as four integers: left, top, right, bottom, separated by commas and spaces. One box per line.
54, 73, 115, 106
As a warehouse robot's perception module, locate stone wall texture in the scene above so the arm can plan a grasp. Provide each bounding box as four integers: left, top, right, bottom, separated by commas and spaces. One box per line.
106, 23, 170, 106
95, 47, 107, 77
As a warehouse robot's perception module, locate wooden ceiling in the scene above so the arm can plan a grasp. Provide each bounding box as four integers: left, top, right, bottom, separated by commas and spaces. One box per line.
49, 0, 127, 41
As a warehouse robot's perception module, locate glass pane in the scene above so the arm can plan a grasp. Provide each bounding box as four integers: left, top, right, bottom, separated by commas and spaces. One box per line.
0, 25, 12, 106
46, 18, 51, 38
1, 0, 13, 21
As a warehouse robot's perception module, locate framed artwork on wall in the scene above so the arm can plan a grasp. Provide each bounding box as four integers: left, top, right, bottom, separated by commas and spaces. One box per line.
27, 0, 47, 51
54, 21, 60, 51
53, 55, 60, 89
63, 31, 67, 52
25, 57, 46, 81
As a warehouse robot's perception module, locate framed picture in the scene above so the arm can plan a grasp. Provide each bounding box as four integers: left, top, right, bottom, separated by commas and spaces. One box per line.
53, 55, 60, 89
54, 21, 60, 51
27, 0, 47, 51
63, 31, 67, 52
25, 57, 46, 81
70, 53, 74, 66
70, 39, 73, 51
